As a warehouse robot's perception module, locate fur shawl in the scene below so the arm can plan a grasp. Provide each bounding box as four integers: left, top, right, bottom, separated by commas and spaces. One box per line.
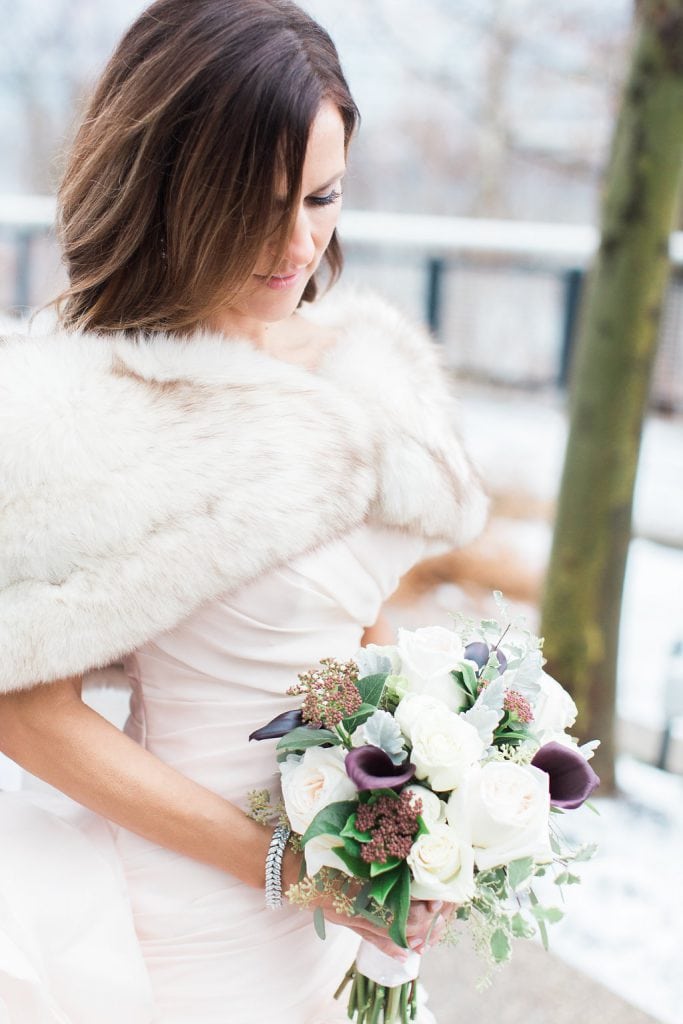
0, 290, 488, 693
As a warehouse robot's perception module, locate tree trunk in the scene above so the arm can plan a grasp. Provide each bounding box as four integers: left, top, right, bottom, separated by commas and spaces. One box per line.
540, 0, 683, 791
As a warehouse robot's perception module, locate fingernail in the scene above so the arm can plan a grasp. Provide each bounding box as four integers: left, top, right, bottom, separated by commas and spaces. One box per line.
408, 938, 423, 951
432, 901, 443, 912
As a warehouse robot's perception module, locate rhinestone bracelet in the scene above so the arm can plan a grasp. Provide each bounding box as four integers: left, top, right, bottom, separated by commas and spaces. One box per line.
264, 824, 291, 909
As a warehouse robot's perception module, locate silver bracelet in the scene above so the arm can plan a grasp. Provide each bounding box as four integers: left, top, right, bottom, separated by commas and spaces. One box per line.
265, 824, 291, 909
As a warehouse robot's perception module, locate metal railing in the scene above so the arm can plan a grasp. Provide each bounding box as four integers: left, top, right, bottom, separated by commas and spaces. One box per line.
2, 196, 683, 405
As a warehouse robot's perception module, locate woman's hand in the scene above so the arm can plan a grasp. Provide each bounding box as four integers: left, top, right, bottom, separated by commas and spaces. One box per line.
281, 838, 454, 959
317, 893, 450, 960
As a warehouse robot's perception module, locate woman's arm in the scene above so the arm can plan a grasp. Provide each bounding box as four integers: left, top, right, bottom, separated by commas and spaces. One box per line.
0, 677, 274, 887
360, 609, 395, 647
0, 674, 444, 956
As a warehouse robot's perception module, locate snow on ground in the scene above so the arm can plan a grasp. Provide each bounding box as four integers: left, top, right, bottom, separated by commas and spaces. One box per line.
454, 384, 683, 1024
457, 383, 683, 738
534, 756, 683, 1024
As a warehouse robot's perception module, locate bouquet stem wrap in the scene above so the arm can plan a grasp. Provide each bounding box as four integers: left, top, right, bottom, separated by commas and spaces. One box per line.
356, 942, 421, 986
340, 941, 422, 1023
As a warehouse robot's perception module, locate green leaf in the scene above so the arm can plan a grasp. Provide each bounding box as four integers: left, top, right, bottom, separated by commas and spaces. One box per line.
369, 856, 402, 876
352, 881, 372, 914
370, 867, 401, 907
490, 928, 512, 963
511, 912, 536, 939
386, 864, 411, 948
415, 814, 430, 839
340, 813, 372, 844
276, 727, 340, 752
528, 890, 549, 951
335, 846, 371, 878
573, 843, 598, 862
507, 856, 534, 891
554, 871, 570, 886
302, 801, 358, 845
342, 703, 378, 731
530, 905, 564, 925
313, 905, 326, 940
357, 675, 387, 707
454, 662, 479, 701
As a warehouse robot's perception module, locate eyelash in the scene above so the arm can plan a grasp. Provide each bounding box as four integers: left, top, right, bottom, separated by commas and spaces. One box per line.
307, 189, 343, 208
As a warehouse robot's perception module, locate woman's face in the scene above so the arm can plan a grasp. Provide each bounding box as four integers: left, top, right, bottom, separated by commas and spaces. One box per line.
212, 100, 347, 338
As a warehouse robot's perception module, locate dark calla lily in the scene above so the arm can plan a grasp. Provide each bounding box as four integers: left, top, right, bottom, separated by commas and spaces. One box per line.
249, 709, 303, 742
532, 740, 600, 809
345, 745, 416, 791
464, 641, 508, 675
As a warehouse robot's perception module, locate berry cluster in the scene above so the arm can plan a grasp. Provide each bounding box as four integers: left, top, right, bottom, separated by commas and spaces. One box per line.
355, 791, 423, 864
503, 689, 534, 724
287, 658, 362, 729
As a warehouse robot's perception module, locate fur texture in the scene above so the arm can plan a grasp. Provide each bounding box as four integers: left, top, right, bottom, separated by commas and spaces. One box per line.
0, 290, 488, 692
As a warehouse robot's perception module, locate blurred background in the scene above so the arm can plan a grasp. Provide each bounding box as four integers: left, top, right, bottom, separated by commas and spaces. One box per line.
0, 2, 681, 1023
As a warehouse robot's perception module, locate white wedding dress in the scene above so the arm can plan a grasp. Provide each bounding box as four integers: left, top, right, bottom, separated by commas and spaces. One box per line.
0, 523, 438, 1024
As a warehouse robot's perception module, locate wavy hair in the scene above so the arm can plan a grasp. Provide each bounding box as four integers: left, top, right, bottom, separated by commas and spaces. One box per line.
54, 0, 359, 333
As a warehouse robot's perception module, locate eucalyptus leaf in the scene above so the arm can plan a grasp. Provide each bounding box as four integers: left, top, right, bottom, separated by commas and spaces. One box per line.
313, 906, 326, 941
276, 727, 339, 752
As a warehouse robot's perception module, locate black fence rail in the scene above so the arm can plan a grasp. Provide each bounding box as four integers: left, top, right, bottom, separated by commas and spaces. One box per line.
2, 199, 683, 410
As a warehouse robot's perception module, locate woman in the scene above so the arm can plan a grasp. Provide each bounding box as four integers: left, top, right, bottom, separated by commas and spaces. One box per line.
0, 1, 487, 1021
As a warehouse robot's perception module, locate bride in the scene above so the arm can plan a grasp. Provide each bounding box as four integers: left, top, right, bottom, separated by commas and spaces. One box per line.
0, 1, 487, 1021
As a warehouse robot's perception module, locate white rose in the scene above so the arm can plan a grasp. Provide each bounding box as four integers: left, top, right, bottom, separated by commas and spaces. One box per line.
395, 694, 448, 741
280, 747, 357, 836
448, 761, 551, 871
409, 704, 484, 792
532, 671, 578, 740
396, 627, 469, 711
408, 823, 475, 903
402, 784, 447, 828
304, 833, 353, 878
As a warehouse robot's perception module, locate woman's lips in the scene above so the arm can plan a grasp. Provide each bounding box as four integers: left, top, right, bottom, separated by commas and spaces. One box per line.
254, 270, 302, 291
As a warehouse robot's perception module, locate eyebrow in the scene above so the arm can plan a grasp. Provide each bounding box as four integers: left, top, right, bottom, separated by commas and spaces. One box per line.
309, 169, 346, 194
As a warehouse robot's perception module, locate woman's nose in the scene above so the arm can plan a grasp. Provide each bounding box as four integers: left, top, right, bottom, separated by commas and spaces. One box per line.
284, 209, 316, 267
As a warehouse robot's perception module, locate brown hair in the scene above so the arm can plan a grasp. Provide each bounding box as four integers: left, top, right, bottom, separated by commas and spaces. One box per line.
55, 0, 359, 333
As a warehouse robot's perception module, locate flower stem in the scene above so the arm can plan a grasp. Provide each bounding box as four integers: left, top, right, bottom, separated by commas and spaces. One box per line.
369, 985, 385, 1024
385, 985, 401, 1023
400, 983, 410, 1024
348, 974, 358, 1020
334, 966, 355, 1001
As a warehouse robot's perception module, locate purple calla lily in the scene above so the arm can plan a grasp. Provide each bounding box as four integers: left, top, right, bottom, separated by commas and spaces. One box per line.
532, 740, 600, 809
249, 709, 303, 742
345, 745, 416, 791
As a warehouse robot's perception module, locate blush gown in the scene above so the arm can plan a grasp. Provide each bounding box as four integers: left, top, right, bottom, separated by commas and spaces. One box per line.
0, 523, 440, 1024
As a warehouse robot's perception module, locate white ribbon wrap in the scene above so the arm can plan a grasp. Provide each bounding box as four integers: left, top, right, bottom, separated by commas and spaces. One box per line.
355, 940, 421, 987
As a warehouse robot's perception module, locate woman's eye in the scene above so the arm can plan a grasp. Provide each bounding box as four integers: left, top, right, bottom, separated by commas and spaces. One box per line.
307, 188, 343, 208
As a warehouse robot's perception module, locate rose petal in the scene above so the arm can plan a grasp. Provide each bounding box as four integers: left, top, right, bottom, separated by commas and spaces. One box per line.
532, 740, 600, 809
249, 709, 303, 741
345, 745, 416, 791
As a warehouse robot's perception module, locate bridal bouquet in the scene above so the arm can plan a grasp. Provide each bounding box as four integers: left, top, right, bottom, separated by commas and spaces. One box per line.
249, 595, 599, 1023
